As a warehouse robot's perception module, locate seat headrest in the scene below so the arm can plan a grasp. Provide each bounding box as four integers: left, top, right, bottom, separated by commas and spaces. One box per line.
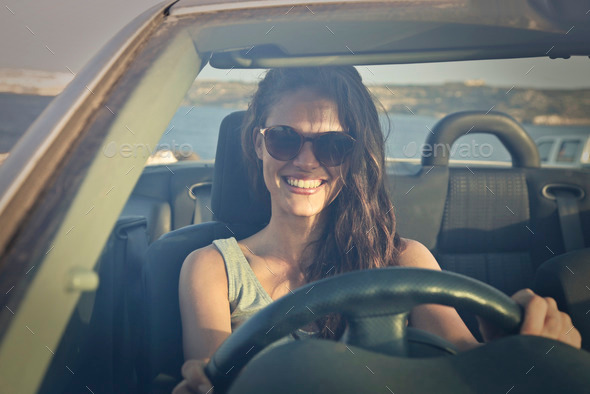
211, 111, 271, 226
421, 111, 540, 168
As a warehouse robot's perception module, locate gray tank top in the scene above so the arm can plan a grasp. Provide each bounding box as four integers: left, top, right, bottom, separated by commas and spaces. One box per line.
212, 237, 320, 342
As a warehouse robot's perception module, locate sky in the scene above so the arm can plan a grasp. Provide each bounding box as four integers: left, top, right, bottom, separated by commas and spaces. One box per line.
1, 0, 589, 89
0, 0, 163, 72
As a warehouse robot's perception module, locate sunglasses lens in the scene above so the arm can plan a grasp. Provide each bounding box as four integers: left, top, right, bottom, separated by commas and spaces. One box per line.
263, 126, 354, 166
265, 126, 301, 160
315, 133, 354, 166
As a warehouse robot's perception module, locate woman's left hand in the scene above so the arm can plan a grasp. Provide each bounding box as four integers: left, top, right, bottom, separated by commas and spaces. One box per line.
478, 288, 582, 349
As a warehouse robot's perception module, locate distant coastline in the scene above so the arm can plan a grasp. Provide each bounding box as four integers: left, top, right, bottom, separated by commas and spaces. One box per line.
2, 69, 589, 126
182, 80, 590, 126
0, 68, 73, 96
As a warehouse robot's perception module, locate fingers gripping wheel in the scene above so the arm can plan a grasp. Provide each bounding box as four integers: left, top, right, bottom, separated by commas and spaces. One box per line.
204, 267, 523, 393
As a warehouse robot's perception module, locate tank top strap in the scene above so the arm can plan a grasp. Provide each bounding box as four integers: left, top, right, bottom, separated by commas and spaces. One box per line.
211, 237, 273, 312
211, 237, 321, 338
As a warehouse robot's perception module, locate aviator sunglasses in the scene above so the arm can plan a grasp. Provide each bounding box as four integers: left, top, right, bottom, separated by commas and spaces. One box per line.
258, 125, 356, 167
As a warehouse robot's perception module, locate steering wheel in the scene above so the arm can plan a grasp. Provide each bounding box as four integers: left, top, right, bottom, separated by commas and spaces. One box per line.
204, 267, 523, 392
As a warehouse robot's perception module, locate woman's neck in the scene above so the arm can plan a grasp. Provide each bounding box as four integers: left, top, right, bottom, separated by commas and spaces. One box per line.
253, 210, 328, 270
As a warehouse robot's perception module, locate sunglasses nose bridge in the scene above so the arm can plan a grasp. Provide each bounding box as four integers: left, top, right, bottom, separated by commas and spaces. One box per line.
293, 138, 321, 166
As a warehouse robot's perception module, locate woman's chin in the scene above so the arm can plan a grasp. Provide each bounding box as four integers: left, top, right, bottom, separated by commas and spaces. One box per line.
280, 201, 326, 218
270, 187, 332, 218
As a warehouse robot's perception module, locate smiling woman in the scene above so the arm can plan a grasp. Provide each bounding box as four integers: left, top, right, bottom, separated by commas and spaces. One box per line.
241, 66, 404, 282
174, 66, 581, 394
176, 66, 407, 393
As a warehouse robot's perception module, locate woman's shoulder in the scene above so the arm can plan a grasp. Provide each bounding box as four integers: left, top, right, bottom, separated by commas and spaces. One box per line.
397, 237, 441, 271
180, 243, 228, 289
183, 237, 237, 266
184, 242, 224, 264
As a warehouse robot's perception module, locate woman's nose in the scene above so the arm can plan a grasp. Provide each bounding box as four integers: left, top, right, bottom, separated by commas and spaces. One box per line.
293, 141, 320, 168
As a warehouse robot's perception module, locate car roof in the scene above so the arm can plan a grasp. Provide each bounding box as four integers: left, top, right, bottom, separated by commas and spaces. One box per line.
168, 0, 590, 68
169, 0, 587, 30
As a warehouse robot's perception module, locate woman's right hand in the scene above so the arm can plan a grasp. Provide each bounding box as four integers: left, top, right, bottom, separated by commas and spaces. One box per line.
172, 359, 214, 394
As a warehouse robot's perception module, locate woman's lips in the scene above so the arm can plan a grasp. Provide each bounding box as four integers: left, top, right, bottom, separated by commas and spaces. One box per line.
282, 176, 326, 195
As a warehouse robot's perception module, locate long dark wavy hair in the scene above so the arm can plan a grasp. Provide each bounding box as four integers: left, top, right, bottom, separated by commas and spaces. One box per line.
241, 66, 407, 339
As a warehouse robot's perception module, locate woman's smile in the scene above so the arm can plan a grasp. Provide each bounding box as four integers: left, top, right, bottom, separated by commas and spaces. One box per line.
281, 175, 327, 195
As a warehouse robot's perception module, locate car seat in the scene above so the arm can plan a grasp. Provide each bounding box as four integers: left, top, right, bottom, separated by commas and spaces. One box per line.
139, 111, 267, 391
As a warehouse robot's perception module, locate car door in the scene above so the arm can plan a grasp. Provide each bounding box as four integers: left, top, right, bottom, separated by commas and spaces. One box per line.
0, 2, 200, 392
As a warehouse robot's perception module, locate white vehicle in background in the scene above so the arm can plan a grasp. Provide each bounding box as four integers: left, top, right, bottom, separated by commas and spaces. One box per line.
536, 135, 590, 169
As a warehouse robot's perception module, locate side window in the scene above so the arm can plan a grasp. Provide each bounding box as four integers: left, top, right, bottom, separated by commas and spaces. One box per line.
147, 103, 231, 166
556, 140, 581, 163
147, 72, 259, 166
537, 141, 554, 162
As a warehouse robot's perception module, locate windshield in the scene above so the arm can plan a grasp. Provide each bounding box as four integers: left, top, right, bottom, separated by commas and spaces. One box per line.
151, 56, 590, 170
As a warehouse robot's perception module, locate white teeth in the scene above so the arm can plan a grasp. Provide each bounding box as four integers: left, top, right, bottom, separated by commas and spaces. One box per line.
286, 177, 323, 189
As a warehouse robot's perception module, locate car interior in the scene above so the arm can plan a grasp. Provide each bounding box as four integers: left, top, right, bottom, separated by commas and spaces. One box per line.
38, 106, 590, 393
3, 1, 584, 393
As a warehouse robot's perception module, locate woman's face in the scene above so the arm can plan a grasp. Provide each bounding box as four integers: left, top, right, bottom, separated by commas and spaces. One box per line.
254, 88, 348, 220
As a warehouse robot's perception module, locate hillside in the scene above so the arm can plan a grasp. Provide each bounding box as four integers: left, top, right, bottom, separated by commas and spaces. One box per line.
2, 69, 589, 126
182, 80, 590, 126
0, 69, 73, 96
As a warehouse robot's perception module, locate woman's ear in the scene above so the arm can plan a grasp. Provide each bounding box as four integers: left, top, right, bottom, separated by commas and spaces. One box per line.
254, 131, 264, 160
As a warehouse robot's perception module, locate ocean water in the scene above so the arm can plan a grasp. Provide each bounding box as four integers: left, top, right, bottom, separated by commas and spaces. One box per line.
0, 93, 54, 152
2, 93, 589, 164
158, 105, 590, 163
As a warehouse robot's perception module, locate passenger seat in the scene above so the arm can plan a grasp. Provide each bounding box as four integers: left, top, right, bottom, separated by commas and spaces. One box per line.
435, 167, 534, 297
424, 111, 541, 338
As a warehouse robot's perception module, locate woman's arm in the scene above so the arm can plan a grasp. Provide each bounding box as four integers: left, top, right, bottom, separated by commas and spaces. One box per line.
179, 245, 232, 359
174, 245, 232, 393
397, 238, 480, 351
398, 238, 581, 351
